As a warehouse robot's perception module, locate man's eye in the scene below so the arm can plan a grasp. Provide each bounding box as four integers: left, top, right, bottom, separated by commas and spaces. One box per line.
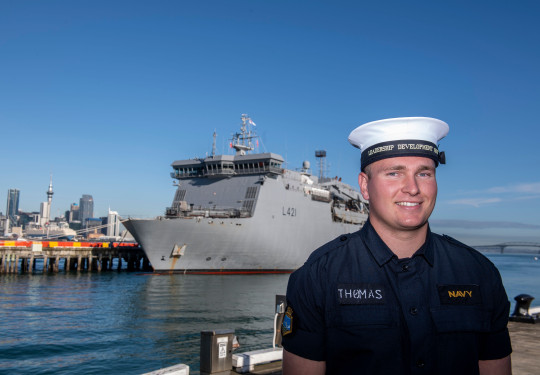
418, 172, 432, 177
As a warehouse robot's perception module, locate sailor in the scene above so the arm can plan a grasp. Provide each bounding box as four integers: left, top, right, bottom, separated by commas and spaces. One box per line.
281, 117, 512, 375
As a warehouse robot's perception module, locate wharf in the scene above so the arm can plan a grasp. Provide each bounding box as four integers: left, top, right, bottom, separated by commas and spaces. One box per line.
0, 240, 150, 273
508, 321, 540, 374
151, 321, 540, 375
230, 321, 540, 375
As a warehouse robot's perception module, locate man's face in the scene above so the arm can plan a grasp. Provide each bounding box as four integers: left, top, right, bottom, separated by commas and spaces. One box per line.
359, 156, 437, 236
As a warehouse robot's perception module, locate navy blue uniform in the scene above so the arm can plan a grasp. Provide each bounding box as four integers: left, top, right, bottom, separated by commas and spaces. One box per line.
282, 220, 512, 375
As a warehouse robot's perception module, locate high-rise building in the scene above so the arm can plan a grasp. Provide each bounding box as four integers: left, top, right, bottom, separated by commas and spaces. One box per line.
67, 203, 80, 222
85, 217, 102, 239
79, 194, 94, 224
106, 209, 121, 237
6, 189, 20, 224
40, 201, 50, 225
35, 177, 55, 226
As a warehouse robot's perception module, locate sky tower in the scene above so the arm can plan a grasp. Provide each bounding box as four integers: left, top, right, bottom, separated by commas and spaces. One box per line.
45, 175, 54, 223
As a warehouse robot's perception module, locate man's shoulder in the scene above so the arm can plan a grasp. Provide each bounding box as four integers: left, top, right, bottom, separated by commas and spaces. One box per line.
288, 231, 364, 291
303, 231, 363, 266
433, 232, 475, 250
431, 232, 496, 266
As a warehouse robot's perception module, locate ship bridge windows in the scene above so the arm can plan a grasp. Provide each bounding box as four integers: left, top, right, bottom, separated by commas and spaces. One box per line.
232, 159, 282, 175
205, 161, 235, 176
173, 157, 282, 178
172, 166, 203, 178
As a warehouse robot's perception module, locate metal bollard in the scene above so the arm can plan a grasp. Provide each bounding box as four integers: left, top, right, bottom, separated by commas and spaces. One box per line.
274, 295, 286, 348
200, 329, 234, 375
510, 294, 539, 323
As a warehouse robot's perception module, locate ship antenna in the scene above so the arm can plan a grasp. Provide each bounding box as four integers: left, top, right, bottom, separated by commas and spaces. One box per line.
212, 130, 217, 157
315, 150, 327, 180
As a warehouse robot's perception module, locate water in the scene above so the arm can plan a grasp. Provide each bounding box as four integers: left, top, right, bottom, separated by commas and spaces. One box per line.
486, 253, 540, 311
0, 272, 288, 375
0, 253, 538, 375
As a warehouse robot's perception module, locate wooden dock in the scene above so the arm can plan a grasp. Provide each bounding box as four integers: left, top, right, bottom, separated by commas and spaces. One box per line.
239, 322, 540, 375
508, 321, 540, 374
146, 322, 540, 375
0, 240, 151, 273
237, 322, 540, 374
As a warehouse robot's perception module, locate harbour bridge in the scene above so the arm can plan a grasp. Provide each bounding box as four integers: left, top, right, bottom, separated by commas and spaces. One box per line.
474, 242, 540, 254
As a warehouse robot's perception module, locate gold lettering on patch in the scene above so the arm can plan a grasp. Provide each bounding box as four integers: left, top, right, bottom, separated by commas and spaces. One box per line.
448, 290, 472, 298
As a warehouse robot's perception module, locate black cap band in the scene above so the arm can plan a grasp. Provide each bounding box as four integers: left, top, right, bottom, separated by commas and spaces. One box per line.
361, 139, 444, 171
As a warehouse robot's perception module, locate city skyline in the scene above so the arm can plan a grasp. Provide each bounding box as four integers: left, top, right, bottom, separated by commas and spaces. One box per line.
2, 1, 540, 245
3, 183, 95, 219
2, 183, 122, 240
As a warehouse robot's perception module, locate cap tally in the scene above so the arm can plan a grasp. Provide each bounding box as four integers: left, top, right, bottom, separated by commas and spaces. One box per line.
348, 117, 449, 171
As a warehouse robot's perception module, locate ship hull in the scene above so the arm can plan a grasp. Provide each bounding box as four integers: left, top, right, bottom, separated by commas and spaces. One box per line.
124, 175, 366, 273
123, 216, 360, 273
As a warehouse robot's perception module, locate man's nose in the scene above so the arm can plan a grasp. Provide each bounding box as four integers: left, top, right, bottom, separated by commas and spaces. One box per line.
402, 173, 419, 195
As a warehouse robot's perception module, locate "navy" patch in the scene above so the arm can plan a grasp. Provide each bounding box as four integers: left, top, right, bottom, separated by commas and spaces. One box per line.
438, 284, 482, 305
337, 283, 385, 304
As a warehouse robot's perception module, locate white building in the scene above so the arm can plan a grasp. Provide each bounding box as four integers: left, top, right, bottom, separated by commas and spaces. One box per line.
39, 201, 50, 226
107, 209, 121, 237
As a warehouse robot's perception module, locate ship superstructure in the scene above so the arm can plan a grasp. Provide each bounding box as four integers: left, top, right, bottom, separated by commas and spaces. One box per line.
123, 115, 368, 273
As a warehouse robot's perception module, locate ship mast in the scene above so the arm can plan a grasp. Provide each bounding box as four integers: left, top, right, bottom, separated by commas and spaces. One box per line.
315, 150, 327, 180
231, 114, 257, 155
212, 130, 217, 158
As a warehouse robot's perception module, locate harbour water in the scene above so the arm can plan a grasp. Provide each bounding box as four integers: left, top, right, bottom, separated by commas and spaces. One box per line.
1, 253, 539, 375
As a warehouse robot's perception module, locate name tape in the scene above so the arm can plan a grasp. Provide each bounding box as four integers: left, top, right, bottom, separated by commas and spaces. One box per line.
337, 283, 385, 305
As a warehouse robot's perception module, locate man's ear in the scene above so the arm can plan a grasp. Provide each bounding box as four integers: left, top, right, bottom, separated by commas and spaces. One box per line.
359, 172, 369, 200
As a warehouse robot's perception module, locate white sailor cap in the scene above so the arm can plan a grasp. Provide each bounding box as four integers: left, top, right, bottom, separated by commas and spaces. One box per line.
348, 117, 449, 171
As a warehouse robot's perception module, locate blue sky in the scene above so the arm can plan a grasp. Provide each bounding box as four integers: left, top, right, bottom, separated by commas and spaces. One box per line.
1, 0, 540, 244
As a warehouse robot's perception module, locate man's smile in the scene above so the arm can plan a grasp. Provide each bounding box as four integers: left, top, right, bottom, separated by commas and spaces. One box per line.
396, 202, 420, 207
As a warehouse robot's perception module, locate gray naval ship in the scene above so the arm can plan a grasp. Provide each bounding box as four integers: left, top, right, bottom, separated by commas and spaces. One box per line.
123, 115, 369, 273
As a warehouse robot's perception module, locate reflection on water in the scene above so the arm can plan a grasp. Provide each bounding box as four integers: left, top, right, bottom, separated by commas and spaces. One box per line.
0, 253, 538, 374
0, 273, 288, 374
130, 274, 289, 372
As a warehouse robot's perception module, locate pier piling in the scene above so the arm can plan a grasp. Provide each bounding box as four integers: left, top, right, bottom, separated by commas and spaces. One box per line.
0, 240, 148, 274
42, 255, 48, 273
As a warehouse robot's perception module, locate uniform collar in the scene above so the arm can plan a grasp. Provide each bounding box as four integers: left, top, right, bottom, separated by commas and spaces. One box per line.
413, 230, 434, 267
360, 219, 434, 267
